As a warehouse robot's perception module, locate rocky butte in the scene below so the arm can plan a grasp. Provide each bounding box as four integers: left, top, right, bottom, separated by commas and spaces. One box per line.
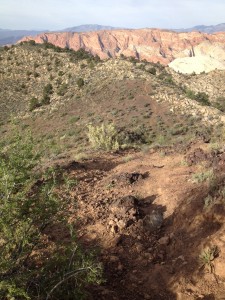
19, 29, 225, 74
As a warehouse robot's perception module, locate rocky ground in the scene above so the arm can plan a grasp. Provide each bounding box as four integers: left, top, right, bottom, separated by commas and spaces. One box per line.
49, 140, 225, 300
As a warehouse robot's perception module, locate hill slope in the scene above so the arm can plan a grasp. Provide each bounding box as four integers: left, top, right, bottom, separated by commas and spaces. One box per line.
1, 42, 225, 299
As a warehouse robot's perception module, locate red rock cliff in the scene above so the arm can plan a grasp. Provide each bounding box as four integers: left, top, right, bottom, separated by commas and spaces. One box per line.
19, 29, 225, 65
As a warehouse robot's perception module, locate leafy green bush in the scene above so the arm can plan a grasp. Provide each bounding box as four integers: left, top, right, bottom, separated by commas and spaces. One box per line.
0, 133, 103, 299
87, 123, 120, 151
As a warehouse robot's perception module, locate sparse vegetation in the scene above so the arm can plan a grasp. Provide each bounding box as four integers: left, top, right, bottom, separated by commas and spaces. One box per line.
29, 97, 40, 111
185, 89, 210, 106
87, 123, 120, 151
77, 77, 85, 88
191, 169, 214, 183
199, 246, 219, 273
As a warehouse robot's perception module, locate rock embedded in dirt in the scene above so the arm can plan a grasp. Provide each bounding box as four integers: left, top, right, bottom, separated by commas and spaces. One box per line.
185, 148, 209, 166
113, 172, 144, 186
158, 236, 170, 246
108, 196, 140, 232
143, 210, 164, 232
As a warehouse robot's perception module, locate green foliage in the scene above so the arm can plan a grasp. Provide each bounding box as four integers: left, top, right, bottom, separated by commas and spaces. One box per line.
0, 133, 103, 299
77, 78, 85, 88
214, 96, 225, 112
69, 48, 99, 63
199, 246, 219, 273
41, 93, 50, 105
43, 83, 53, 95
33, 72, 39, 78
29, 97, 40, 111
41, 83, 53, 105
87, 123, 120, 151
57, 83, 68, 96
147, 67, 156, 75
191, 169, 214, 183
69, 115, 80, 124
158, 71, 174, 85
185, 89, 210, 106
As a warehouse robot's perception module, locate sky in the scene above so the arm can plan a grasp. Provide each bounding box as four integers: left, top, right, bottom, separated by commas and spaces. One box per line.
0, 0, 225, 30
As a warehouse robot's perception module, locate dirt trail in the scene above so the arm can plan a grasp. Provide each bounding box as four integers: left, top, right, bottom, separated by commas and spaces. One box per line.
63, 146, 225, 299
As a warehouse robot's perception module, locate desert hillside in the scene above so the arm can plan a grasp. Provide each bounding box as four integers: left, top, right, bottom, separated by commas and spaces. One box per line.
1, 41, 225, 299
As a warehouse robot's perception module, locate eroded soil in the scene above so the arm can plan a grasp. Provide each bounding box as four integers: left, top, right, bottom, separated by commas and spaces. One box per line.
52, 143, 225, 300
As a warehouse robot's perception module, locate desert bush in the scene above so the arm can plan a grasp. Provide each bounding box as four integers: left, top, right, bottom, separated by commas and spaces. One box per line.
195, 92, 210, 106
191, 169, 214, 183
33, 71, 40, 78
29, 97, 40, 111
147, 67, 156, 75
0, 133, 102, 299
41, 93, 50, 105
77, 78, 84, 88
44, 83, 53, 95
185, 89, 210, 106
87, 123, 120, 151
57, 83, 68, 96
214, 96, 225, 112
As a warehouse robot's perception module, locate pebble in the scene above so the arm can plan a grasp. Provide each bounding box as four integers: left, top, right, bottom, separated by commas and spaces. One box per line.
158, 236, 170, 245
110, 255, 120, 263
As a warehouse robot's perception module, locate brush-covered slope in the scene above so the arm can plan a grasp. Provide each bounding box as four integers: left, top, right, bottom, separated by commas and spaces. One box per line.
0, 41, 225, 159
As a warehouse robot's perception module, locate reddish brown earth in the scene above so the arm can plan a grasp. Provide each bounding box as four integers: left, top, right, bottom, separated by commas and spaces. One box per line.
54, 143, 225, 299
19, 29, 225, 64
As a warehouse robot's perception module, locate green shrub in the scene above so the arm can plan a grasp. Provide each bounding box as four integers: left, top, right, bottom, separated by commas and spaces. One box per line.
186, 89, 210, 106
147, 67, 156, 75
214, 96, 225, 112
191, 169, 214, 183
195, 92, 210, 106
29, 97, 40, 111
44, 83, 53, 95
77, 78, 84, 88
41, 93, 50, 105
33, 72, 40, 78
57, 83, 68, 96
87, 123, 120, 151
0, 133, 102, 299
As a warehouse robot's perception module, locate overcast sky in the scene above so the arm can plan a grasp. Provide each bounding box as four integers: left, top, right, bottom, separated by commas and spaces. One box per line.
1, 0, 225, 30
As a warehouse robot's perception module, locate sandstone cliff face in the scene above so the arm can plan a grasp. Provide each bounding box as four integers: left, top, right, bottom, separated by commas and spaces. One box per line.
19, 29, 225, 66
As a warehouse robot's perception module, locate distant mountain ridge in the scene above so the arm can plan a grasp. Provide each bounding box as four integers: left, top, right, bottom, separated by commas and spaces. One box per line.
0, 25, 119, 45
0, 29, 48, 45
62, 24, 120, 32
174, 23, 225, 33
2, 23, 225, 46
